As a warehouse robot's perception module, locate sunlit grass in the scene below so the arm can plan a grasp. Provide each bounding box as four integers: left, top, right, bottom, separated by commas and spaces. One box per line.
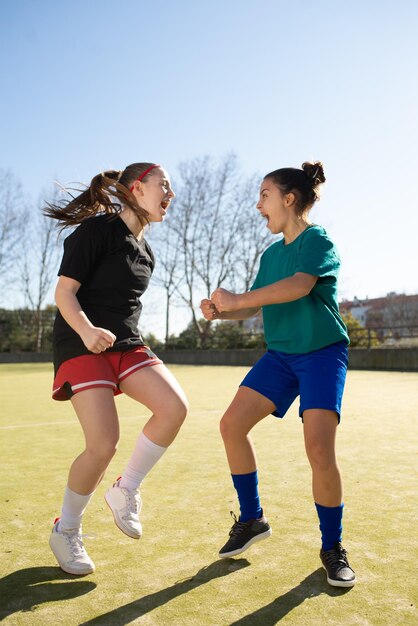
0, 364, 417, 625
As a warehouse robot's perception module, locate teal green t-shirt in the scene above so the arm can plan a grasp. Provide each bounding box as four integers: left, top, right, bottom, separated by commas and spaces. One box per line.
251, 225, 349, 354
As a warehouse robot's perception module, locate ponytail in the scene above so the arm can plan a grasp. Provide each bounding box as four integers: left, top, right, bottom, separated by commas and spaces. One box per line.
44, 163, 159, 230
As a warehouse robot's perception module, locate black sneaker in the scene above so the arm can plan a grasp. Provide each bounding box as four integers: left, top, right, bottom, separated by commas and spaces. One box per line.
219, 511, 272, 558
320, 542, 356, 587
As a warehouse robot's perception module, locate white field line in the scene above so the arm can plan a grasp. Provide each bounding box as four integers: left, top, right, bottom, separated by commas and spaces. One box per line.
0, 409, 221, 430
0, 420, 78, 430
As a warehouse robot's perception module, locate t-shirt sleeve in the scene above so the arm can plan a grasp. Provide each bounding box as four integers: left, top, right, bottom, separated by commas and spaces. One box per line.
250, 273, 260, 291
295, 228, 340, 277
250, 249, 266, 291
144, 239, 155, 271
58, 219, 107, 284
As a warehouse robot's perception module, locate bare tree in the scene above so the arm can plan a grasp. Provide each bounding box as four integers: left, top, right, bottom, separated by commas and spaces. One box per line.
226, 173, 273, 293
223, 173, 273, 331
156, 154, 273, 347
0, 169, 28, 298
148, 221, 185, 345
164, 155, 237, 346
19, 189, 61, 351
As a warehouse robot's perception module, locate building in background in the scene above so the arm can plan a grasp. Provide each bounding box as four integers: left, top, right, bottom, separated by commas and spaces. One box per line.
244, 292, 418, 345
339, 293, 418, 343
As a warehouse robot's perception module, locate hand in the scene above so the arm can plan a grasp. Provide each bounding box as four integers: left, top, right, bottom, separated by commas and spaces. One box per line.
210, 288, 240, 312
80, 327, 116, 353
200, 298, 220, 320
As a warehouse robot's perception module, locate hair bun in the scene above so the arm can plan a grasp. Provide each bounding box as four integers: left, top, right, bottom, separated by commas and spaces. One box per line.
302, 161, 326, 186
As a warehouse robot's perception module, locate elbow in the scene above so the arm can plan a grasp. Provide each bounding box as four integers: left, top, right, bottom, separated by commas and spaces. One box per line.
54, 282, 68, 307
302, 284, 315, 297
295, 273, 317, 298
54, 284, 61, 306
55, 277, 81, 306
54, 284, 71, 310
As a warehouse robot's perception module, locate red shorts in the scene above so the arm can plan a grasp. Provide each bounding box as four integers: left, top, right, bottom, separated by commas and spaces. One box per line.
52, 346, 163, 401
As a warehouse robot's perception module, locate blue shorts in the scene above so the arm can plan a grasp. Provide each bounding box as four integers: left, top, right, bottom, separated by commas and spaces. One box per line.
240, 341, 348, 422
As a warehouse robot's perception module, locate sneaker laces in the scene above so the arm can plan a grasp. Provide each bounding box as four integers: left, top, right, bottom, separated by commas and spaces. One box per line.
323, 543, 349, 569
62, 529, 92, 560
228, 511, 250, 537
121, 487, 140, 520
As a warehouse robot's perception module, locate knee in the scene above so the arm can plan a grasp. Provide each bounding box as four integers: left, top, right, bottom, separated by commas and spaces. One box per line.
219, 415, 229, 441
220, 413, 244, 442
167, 396, 188, 430
176, 397, 188, 426
87, 437, 119, 466
305, 440, 336, 472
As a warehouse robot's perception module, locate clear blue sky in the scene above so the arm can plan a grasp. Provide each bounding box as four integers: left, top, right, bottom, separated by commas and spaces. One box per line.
1, 0, 417, 336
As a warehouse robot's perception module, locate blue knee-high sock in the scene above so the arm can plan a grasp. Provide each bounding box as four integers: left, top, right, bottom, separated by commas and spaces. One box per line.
231, 471, 262, 522
315, 502, 344, 551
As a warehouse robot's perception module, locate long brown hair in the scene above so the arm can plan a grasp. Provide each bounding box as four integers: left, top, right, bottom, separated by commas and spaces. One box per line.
43, 163, 159, 230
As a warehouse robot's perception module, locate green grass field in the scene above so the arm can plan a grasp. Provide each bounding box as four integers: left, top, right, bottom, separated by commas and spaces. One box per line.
0, 363, 417, 625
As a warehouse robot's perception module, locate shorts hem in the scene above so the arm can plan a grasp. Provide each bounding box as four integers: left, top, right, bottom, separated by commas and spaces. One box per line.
118, 358, 162, 383
52, 381, 119, 401
299, 404, 341, 423
239, 383, 282, 418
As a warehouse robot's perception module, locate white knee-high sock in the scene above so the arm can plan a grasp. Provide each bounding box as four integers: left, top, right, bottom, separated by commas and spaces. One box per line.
59, 486, 94, 532
119, 432, 167, 491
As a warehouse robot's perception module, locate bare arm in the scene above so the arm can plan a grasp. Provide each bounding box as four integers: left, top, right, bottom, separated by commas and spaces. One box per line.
211, 272, 318, 313
200, 298, 260, 321
55, 275, 116, 353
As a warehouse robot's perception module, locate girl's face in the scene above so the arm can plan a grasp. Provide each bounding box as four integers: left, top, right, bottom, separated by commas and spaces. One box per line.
133, 167, 175, 222
256, 178, 293, 234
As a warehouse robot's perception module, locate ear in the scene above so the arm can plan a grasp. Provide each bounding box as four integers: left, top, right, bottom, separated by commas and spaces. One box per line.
133, 181, 144, 196
284, 192, 296, 208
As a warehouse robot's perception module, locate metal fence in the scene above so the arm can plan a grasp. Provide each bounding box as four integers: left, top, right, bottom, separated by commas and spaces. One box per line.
1, 307, 417, 352
348, 325, 418, 349
0, 309, 56, 353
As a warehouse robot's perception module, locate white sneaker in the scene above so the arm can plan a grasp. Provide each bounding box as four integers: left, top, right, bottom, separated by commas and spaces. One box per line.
49, 518, 95, 575
105, 478, 142, 539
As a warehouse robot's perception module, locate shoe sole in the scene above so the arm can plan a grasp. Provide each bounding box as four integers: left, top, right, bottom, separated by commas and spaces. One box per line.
323, 566, 356, 587
53, 559, 95, 576
219, 528, 272, 558
104, 493, 142, 539
49, 538, 95, 576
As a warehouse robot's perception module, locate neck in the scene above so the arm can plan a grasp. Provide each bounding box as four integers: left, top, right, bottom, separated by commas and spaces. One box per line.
119, 208, 144, 239
282, 216, 311, 244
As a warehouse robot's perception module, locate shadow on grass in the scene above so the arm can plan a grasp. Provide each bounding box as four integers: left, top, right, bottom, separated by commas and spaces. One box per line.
0, 566, 96, 621
79, 558, 251, 625
229, 567, 353, 625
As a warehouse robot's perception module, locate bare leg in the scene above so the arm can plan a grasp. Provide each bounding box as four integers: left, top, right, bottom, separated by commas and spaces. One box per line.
303, 409, 342, 506
217, 386, 275, 556
119, 364, 188, 447
68, 388, 119, 495
220, 386, 275, 474
103, 364, 188, 537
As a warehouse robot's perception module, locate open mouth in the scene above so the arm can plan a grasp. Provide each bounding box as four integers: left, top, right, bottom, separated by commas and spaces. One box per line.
160, 200, 170, 211
259, 213, 270, 228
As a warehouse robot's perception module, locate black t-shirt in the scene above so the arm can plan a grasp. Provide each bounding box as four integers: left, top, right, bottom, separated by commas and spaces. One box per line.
53, 214, 155, 372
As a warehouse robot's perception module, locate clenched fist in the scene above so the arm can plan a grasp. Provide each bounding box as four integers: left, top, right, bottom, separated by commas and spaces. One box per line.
80, 327, 116, 353
200, 298, 219, 320
210, 288, 240, 312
